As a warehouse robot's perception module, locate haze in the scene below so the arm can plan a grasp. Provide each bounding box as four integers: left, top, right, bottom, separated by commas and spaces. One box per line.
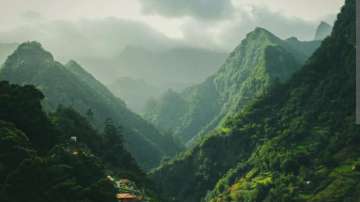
0, 0, 345, 111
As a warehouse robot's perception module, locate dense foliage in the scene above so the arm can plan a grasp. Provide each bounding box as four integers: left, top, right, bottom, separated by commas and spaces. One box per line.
144, 28, 321, 144
151, 0, 359, 201
0, 45, 181, 170
0, 81, 160, 202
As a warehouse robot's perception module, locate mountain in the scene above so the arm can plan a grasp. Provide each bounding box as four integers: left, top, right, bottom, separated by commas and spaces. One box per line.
151, 0, 358, 201
314, 21, 333, 40
0, 81, 160, 202
108, 77, 162, 113
74, 46, 227, 91
0, 43, 181, 170
144, 28, 321, 144
112, 46, 227, 90
0, 42, 17, 65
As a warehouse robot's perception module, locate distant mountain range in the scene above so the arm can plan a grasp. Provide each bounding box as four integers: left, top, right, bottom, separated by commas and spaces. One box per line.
107, 77, 161, 113
115, 46, 227, 86
96, 46, 226, 113
76, 46, 227, 90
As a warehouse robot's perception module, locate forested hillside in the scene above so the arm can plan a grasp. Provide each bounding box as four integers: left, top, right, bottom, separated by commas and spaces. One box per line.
144, 28, 321, 144
0, 1, 352, 202
0, 44, 181, 170
150, 0, 359, 201
0, 81, 160, 202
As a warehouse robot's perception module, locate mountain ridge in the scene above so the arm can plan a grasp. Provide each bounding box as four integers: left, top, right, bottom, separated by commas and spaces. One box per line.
144, 27, 321, 144
0, 42, 181, 170
150, 0, 358, 201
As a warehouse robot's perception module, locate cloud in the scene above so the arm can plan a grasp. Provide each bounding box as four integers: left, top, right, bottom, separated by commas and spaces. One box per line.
0, 18, 177, 60
21, 10, 43, 21
179, 6, 323, 51
138, 0, 234, 20
247, 7, 319, 39
0, 5, 328, 63
0, 17, 186, 82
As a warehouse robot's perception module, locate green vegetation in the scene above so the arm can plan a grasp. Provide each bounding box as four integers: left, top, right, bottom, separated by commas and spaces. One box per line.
0, 44, 182, 170
143, 27, 321, 144
151, 0, 359, 201
0, 1, 355, 202
0, 81, 160, 202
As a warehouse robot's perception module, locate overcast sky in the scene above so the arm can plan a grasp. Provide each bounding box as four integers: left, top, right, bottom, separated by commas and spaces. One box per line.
0, 0, 345, 56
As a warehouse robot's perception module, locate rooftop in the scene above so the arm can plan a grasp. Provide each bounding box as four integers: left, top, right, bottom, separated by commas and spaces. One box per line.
116, 193, 137, 199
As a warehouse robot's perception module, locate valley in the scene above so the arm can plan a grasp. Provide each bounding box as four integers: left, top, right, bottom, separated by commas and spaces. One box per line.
0, 0, 357, 202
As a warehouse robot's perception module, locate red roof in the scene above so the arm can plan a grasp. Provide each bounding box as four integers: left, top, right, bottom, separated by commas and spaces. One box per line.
116, 193, 137, 199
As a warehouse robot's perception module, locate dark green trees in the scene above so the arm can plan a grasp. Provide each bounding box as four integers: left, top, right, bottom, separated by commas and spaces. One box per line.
0, 82, 113, 202
0, 121, 34, 183
0, 82, 158, 202
0, 81, 58, 152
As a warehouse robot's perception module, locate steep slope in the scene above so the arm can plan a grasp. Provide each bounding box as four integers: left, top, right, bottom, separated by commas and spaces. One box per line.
0, 43, 181, 170
314, 21, 333, 40
108, 77, 162, 113
144, 29, 321, 144
0, 81, 160, 202
65, 60, 121, 104
151, 0, 358, 201
0, 42, 17, 65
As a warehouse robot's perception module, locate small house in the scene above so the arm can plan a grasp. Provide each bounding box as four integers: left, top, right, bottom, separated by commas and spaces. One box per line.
116, 193, 138, 202
70, 136, 77, 143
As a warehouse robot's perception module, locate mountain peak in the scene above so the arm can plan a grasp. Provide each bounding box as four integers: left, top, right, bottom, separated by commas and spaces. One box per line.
1, 41, 55, 77
17, 41, 52, 56
314, 21, 332, 40
66, 59, 80, 67
252, 27, 274, 36
319, 21, 330, 26
229, 27, 283, 59
6, 41, 54, 65
286, 36, 299, 42
18, 41, 42, 49
254, 27, 270, 33
65, 60, 84, 72
244, 27, 281, 44
254, 27, 277, 36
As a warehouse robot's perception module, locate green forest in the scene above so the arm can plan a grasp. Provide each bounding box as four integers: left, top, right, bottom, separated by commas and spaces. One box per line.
0, 0, 358, 201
